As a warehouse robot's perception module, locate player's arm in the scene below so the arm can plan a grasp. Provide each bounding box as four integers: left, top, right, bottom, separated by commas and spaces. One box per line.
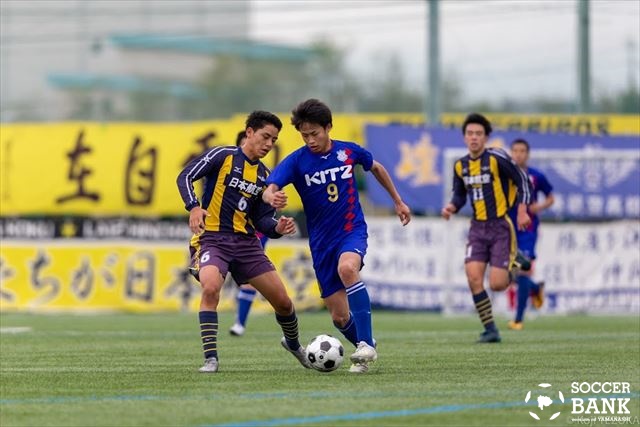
251, 200, 295, 238
263, 152, 297, 209
176, 147, 230, 233
530, 173, 555, 215
370, 160, 411, 225
442, 160, 466, 220
494, 150, 532, 230
262, 183, 288, 209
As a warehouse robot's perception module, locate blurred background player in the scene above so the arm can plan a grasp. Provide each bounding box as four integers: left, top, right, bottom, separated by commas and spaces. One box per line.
263, 98, 411, 373
507, 138, 555, 330
441, 113, 532, 343
177, 111, 310, 373
229, 130, 269, 337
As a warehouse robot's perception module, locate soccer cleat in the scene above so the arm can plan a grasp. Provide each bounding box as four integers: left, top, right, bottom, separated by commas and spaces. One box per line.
514, 250, 532, 272
198, 357, 219, 373
349, 362, 369, 374
280, 337, 312, 369
350, 341, 378, 364
508, 320, 524, 331
229, 323, 245, 336
531, 281, 545, 309
477, 329, 502, 343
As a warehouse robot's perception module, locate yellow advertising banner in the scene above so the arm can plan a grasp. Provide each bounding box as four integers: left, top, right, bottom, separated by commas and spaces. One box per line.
1, 113, 637, 216
0, 240, 322, 313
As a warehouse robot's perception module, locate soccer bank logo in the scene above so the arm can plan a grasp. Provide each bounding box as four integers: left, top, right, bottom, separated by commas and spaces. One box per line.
525, 383, 564, 421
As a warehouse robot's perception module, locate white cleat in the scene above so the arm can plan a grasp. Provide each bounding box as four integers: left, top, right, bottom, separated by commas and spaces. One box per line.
350, 341, 378, 364
280, 337, 312, 369
198, 357, 219, 373
349, 362, 369, 374
229, 323, 245, 336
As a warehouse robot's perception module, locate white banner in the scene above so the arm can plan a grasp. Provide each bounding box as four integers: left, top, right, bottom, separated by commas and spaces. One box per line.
362, 218, 640, 314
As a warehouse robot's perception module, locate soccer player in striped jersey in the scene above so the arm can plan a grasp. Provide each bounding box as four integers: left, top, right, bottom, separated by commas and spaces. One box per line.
228, 130, 270, 337
177, 111, 310, 373
441, 113, 532, 343
507, 138, 555, 331
263, 99, 411, 373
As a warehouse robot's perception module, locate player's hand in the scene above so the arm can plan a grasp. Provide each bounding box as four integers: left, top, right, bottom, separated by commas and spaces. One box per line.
265, 190, 288, 209
275, 216, 296, 235
517, 205, 531, 231
189, 206, 210, 234
441, 203, 456, 220
395, 201, 411, 226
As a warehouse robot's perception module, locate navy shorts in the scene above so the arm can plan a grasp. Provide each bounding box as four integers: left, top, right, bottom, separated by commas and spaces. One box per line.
465, 217, 516, 270
311, 233, 368, 298
189, 232, 275, 284
516, 229, 538, 260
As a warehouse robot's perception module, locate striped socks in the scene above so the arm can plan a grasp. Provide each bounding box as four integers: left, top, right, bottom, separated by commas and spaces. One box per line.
199, 311, 218, 360
346, 281, 374, 347
473, 290, 497, 332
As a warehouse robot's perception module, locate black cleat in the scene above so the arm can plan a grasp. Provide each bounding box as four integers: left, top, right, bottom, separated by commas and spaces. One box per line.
477, 329, 502, 343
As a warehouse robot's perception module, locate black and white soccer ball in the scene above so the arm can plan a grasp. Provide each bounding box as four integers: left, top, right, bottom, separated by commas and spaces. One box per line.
306, 334, 344, 372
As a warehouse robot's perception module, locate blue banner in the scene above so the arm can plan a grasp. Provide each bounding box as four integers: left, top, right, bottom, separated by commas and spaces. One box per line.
365, 124, 640, 219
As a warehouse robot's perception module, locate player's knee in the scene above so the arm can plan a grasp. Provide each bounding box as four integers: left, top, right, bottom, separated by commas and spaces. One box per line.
200, 285, 220, 306
489, 278, 509, 292
331, 312, 350, 328
337, 262, 358, 283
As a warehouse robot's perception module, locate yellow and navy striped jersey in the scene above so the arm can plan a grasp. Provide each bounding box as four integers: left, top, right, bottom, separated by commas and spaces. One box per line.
450, 148, 531, 221
177, 146, 279, 237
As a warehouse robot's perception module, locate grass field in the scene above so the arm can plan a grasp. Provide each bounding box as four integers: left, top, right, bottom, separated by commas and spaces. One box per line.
1, 311, 639, 427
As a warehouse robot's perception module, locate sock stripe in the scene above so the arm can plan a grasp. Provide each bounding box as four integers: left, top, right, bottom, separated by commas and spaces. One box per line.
346, 282, 365, 295
199, 311, 218, 360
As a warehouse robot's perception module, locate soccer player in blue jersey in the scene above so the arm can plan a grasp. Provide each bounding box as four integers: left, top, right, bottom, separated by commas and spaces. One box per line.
441, 113, 532, 343
263, 99, 411, 373
177, 111, 310, 373
507, 138, 555, 330
228, 130, 270, 337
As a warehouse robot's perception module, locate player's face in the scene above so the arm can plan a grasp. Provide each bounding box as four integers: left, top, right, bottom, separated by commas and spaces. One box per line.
463, 124, 488, 156
510, 143, 529, 168
244, 125, 279, 160
298, 122, 332, 154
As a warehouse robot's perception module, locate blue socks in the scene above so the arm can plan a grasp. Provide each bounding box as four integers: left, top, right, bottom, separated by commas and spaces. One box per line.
199, 311, 218, 360
334, 313, 358, 347
516, 275, 539, 322
236, 288, 257, 327
346, 281, 374, 347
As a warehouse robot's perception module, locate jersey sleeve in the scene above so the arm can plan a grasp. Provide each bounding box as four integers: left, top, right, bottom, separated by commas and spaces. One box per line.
537, 171, 554, 196
492, 149, 531, 206
250, 199, 282, 239
176, 146, 233, 211
266, 151, 298, 189
349, 142, 374, 171
450, 159, 467, 211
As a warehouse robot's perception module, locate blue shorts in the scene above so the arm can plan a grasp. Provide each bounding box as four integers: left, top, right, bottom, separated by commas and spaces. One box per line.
516, 230, 538, 260
311, 234, 368, 298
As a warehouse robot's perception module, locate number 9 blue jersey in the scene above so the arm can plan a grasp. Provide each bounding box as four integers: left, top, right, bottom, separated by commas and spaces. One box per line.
266, 140, 373, 252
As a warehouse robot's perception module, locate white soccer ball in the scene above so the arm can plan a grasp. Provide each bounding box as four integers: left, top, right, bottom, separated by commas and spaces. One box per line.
306, 334, 344, 372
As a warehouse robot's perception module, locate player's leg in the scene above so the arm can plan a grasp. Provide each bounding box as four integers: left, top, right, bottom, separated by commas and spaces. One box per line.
323, 289, 358, 347
337, 250, 377, 364
509, 233, 537, 330
197, 264, 226, 373
248, 270, 311, 369
465, 221, 500, 343
230, 284, 257, 336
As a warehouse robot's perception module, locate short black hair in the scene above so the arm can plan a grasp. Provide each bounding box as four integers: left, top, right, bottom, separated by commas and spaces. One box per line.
511, 138, 530, 151
235, 130, 246, 147
291, 98, 332, 130
462, 113, 492, 136
245, 111, 282, 132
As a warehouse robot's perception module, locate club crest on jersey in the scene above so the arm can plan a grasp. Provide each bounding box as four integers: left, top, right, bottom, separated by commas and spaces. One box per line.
337, 150, 348, 162
304, 165, 353, 186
